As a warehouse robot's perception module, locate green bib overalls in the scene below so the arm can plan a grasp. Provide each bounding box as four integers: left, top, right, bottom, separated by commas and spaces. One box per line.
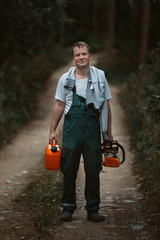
61, 88, 102, 212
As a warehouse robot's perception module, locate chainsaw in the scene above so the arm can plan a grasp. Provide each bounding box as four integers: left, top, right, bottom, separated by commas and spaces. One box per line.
101, 140, 125, 167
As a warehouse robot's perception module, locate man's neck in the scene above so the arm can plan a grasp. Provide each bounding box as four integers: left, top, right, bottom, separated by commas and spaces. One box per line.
75, 66, 90, 79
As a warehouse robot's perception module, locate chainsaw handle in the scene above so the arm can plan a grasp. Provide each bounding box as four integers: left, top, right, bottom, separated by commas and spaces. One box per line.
117, 142, 125, 164
103, 140, 113, 148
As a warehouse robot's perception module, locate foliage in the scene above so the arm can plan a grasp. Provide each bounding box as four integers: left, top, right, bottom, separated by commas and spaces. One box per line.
143, 44, 160, 116
0, 0, 69, 147
121, 44, 160, 193
0, 45, 67, 146
0, 0, 68, 64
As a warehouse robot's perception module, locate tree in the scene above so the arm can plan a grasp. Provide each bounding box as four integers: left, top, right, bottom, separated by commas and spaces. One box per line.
108, 0, 116, 48
139, 3, 150, 64
92, 0, 98, 36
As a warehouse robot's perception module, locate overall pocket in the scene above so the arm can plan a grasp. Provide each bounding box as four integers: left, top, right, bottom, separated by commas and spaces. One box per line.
63, 118, 71, 135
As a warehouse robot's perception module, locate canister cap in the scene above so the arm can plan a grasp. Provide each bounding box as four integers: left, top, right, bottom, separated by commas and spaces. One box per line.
51, 146, 57, 152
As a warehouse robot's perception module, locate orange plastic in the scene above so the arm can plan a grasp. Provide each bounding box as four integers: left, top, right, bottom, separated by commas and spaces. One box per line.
45, 142, 61, 170
104, 156, 120, 167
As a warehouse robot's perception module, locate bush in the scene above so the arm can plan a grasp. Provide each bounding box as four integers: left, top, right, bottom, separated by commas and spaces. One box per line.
121, 43, 160, 193
0, 45, 67, 146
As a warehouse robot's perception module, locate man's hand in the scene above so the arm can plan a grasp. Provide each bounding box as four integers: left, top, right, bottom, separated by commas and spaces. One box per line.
107, 133, 113, 142
103, 133, 113, 147
49, 131, 57, 145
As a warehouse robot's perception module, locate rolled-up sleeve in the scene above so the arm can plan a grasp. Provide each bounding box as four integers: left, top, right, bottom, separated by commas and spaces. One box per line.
100, 72, 112, 139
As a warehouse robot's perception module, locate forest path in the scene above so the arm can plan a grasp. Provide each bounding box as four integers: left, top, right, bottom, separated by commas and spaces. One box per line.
0, 56, 152, 239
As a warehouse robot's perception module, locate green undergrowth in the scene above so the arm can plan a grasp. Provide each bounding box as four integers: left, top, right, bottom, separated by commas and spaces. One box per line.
0, 45, 68, 148
98, 45, 160, 233
120, 45, 160, 194
98, 45, 160, 194
13, 171, 63, 238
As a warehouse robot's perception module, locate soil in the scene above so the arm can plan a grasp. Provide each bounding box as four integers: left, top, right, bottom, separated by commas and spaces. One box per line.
0, 56, 159, 240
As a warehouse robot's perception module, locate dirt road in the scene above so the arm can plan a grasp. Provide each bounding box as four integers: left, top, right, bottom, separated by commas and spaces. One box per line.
0, 58, 155, 239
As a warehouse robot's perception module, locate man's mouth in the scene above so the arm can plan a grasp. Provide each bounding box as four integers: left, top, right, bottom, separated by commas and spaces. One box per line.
79, 60, 86, 63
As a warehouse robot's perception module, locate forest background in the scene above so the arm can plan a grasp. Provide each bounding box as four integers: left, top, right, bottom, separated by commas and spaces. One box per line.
0, 0, 160, 219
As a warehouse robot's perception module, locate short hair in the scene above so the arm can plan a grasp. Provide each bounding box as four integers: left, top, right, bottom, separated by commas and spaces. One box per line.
72, 41, 91, 56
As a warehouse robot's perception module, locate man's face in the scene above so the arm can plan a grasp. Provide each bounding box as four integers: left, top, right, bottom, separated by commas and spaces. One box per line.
72, 46, 91, 69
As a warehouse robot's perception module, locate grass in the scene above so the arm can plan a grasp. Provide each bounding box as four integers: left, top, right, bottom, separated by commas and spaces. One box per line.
14, 171, 63, 233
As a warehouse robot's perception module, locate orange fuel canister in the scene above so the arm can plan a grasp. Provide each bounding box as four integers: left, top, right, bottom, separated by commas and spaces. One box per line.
45, 142, 61, 170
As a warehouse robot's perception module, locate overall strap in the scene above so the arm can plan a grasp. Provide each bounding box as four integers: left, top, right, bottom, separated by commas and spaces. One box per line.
72, 86, 86, 105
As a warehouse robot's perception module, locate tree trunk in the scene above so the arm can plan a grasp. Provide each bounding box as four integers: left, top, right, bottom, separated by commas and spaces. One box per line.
92, 0, 98, 36
108, 0, 116, 48
139, 3, 150, 64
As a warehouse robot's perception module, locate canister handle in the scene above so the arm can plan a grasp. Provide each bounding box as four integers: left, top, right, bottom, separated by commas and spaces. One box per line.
52, 139, 56, 146
51, 139, 57, 152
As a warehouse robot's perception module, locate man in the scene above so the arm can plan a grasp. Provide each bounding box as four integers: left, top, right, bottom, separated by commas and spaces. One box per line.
49, 41, 113, 222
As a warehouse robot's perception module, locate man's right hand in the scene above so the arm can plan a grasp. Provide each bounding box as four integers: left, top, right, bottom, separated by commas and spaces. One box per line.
49, 131, 57, 145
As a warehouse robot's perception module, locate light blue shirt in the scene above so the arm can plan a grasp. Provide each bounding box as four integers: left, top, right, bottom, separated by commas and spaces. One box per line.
55, 66, 112, 139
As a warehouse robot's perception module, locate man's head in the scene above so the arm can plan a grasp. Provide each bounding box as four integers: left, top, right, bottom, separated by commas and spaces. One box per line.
72, 41, 91, 56
72, 41, 91, 69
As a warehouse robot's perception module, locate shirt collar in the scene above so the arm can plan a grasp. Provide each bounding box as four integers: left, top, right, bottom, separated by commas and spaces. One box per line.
67, 66, 94, 82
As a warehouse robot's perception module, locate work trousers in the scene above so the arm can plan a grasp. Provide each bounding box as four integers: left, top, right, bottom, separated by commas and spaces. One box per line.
60, 91, 102, 212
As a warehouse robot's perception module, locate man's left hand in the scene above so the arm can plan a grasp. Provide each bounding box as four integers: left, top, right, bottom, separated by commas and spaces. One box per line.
103, 133, 113, 146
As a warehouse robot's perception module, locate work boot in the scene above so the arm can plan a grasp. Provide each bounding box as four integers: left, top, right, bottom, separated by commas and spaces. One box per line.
87, 211, 105, 222
59, 210, 73, 221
